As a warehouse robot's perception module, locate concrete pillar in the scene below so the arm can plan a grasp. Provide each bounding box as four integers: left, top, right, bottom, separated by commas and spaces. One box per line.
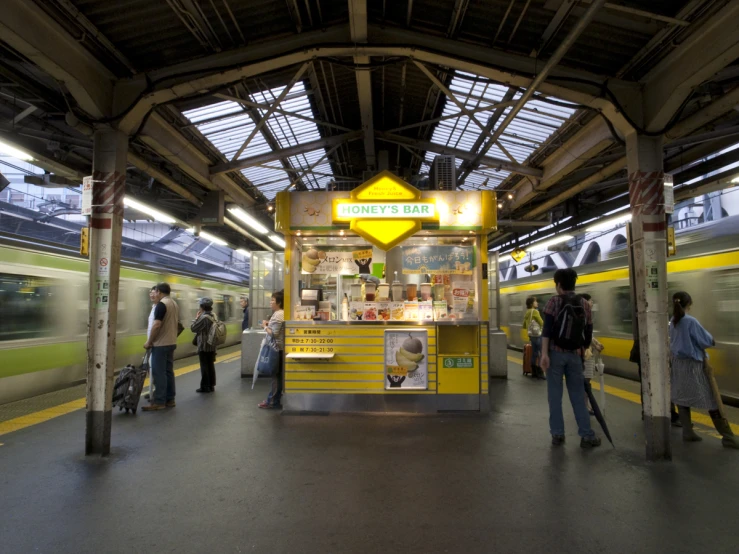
85, 128, 127, 456
626, 133, 671, 461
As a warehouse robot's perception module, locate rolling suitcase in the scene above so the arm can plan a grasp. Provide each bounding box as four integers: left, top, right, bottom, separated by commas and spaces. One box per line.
112, 352, 149, 414
523, 343, 533, 376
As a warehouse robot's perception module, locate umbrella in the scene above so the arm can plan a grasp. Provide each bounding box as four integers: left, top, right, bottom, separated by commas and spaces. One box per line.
585, 378, 614, 448
595, 358, 606, 416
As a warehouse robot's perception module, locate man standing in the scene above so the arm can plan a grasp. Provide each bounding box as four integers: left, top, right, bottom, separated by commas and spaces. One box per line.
540, 268, 601, 448
144, 285, 157, 400
240, 296, 249, 332
142, 282, 180, 411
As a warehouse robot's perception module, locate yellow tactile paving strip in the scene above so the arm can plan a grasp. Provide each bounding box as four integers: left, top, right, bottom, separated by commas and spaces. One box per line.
507, 355, 739, 437
0, 351, 241, 437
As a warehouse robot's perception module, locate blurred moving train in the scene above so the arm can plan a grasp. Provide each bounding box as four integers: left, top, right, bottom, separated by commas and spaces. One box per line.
0, 235, 247, 405
500, 215, 739, 405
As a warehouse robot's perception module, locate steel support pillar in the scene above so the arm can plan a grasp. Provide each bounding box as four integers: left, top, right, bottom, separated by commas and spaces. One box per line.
85, 129, 127, 456
626, 133, 671, 461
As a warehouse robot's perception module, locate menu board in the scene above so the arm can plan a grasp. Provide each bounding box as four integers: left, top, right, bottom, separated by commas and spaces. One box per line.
401, 245, 475, 275
385, 329, 428, 390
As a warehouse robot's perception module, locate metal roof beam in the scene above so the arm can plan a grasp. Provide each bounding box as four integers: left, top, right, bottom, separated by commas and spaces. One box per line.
114, 24, 634, 135
349, 0, 376, 171
0, 0, 114, 118
210, 130, 362, 175
375, 131, 542, 178
508, 117, 615, 209
641, 2, 739, 131
385, 99, 518, 133
140, 113, 255, 207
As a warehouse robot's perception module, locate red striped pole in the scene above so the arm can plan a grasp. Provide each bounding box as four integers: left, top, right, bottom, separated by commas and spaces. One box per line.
85, 129, 127, 456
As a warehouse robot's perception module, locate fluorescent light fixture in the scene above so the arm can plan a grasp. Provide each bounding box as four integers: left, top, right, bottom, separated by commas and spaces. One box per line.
227, 206, 269, 234
498, 254, 512, 263
528, 234, 573, 252
123, 197, 176, 224
269, 234, 286, 248
732, 176, 739, 184
198, 230, 227, 246
236, 249, 251, 258
586, 213, 631, 233
0, 139, 33, 161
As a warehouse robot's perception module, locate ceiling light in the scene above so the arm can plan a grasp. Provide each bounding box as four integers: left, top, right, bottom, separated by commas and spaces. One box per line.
198, 230, 228, 246
507, 193, 514, 200
498, 203, 503, 209
269, 234, 286, 248
267, 204, 274, 212
0, 139, 33, 161
423, 237, 428, 241
498, 254, 512, 263
227, 206, 269, 234
528, 234, 573, 252
123, 197, 176, 224
731, 176, 739, 184
586, 213, 632, 233
339, 229, 345, 236
236, 249, 251, 258
296, 230, 301, 236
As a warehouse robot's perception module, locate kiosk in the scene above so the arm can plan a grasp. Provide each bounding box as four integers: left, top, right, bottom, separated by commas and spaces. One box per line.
275, 171, 497, 413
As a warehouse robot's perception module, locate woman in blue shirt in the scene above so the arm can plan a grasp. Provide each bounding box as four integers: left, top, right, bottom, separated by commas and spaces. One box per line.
670, 291, 737, 448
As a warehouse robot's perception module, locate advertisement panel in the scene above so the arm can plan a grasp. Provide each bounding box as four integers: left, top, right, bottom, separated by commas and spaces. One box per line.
384, 329, 428, 390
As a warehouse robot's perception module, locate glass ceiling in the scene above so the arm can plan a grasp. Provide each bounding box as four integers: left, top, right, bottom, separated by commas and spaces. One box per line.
183, 71, 577, 200
183, 81, 328, 200
424, 72, 576, 189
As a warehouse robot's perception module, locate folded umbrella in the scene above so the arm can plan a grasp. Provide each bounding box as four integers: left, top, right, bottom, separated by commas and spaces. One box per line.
585, 378, 614, 448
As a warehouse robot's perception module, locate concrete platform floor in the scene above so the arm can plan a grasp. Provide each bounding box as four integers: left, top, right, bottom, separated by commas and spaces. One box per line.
1, 354, 738, 554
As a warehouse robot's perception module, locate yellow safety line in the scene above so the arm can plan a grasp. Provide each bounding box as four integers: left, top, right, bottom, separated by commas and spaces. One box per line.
507, 355, 739, 435
0, 352, 242, 437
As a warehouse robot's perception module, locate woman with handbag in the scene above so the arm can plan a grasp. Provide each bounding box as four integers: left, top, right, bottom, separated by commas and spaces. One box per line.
258, 290, 285, 409
523, 296, 545, 380
670, 291, 737, 448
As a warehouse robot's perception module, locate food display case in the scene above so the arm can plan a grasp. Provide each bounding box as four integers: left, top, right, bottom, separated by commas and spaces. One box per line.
274, 170, 497, 413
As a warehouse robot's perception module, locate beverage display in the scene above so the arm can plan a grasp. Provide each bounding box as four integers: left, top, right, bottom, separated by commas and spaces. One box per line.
377, 283, 390, 301
420, 282, 432, 301
406, 283, 417, 301
365, 282, 376, 301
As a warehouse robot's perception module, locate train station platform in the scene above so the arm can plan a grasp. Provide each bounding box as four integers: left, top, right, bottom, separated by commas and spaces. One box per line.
1, 351, 737, 554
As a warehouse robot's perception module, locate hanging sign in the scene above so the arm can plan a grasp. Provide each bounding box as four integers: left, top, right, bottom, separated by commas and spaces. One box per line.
81, 176, 93, 216
384, 329, 428, 390
332, 171, 439, 250
401, 245, 476, 275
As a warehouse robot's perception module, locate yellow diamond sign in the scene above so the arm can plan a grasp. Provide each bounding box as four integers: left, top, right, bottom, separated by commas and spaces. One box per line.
332, 171, 438, 250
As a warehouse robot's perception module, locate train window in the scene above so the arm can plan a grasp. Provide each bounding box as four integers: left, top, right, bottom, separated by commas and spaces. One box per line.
713, 272, 739, 341
609, 286, 633, 335
137, 286, 155, 331
223, 295, 235, 320
0, 273, 59, 341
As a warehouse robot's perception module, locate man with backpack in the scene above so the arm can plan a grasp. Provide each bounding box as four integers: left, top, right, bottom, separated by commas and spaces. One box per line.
540, 268, 601, 448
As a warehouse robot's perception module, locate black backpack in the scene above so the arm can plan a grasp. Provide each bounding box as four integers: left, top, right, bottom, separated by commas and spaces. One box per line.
553, 294, 587, 351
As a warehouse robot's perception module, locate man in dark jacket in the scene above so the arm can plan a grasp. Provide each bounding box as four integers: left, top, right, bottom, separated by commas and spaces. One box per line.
240, 296, 249, 331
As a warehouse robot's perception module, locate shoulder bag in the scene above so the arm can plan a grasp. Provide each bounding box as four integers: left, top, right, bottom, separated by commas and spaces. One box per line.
527, 309, 542, 338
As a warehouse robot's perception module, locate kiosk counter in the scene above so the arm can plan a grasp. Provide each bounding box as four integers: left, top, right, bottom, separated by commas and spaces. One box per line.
275, 171, 497, 414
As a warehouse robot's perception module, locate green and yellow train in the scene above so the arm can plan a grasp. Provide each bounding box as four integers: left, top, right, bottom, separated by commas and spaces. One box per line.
500, 217, 739, 404
0, 236, 247, 405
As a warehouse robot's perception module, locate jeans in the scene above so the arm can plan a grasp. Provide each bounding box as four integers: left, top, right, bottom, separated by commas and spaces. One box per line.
266, 351, 284, 406
547, 350, 595, 438
530, 337, 541, 372
198, 351, 216, 391
151, 345, 176, 405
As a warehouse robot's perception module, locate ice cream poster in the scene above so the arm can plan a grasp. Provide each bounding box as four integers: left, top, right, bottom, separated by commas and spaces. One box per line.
301, 247, 368, 275
401, 245, 475, 275
384, 329, 428, 390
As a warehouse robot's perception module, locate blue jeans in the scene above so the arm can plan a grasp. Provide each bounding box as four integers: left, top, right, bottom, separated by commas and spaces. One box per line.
266, 351, 284, 406
530, 337, 541, 372
151, 345, 176, 405
547, 350, 595, 438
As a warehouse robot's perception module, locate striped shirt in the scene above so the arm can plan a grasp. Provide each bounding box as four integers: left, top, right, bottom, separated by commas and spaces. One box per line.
267, 309, 285, 350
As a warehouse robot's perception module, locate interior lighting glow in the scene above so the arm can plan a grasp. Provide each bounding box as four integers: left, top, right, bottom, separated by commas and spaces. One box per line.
0, 139, 33, 161
236, 249, 251, 258
498, 255, 512, 263
731, 176, 739, 184
269, 234, 286, 248
586, 213, 632, 233
227, 206, 270, 234
123, 197, 176, 224
528, 234, 573, 252
199, 231, 228, 246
